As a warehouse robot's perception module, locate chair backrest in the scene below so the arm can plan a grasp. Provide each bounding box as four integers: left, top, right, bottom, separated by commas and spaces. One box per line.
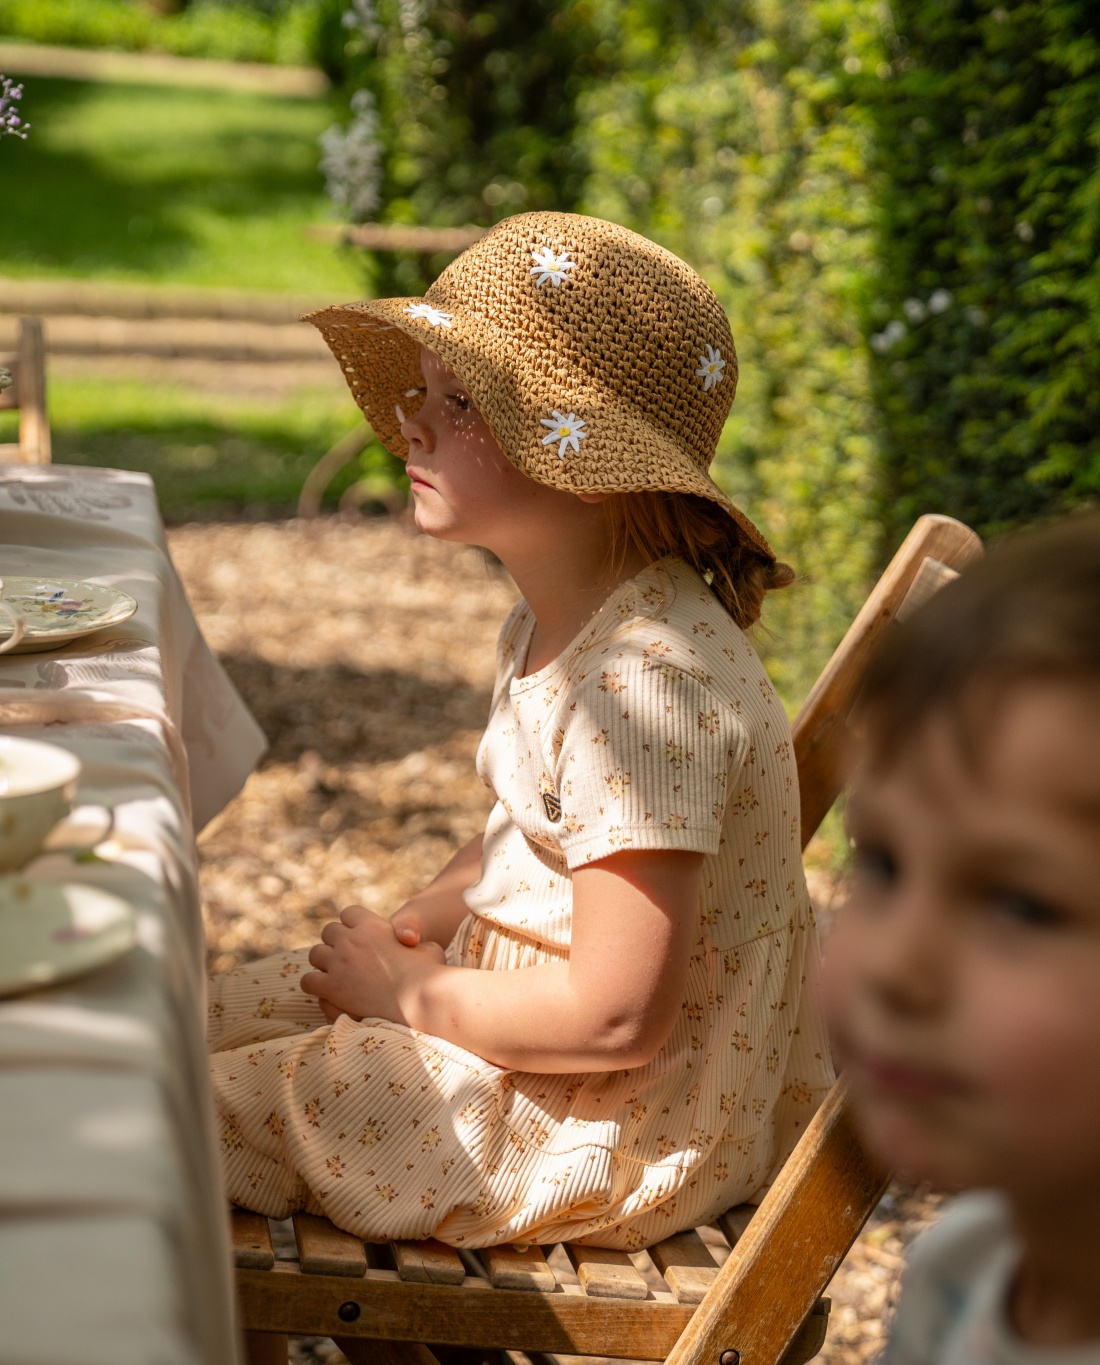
665, 513, 984, 1365
0, 317, 51, 464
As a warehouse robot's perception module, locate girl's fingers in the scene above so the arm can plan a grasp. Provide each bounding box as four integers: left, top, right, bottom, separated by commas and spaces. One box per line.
308, 942, 334, 970
299, 969, 325, 997
340, 904, 368, 927
319, 921, 343, 947
392, 913, 421, 946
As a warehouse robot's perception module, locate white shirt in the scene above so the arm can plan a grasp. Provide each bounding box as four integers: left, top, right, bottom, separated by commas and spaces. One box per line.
883, 1192, 1100, 1365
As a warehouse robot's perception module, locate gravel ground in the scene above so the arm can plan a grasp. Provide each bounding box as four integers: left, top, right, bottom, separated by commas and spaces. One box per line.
170, 516, 940, 1365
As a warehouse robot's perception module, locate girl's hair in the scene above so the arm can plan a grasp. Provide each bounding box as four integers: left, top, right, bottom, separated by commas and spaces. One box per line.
858, 511, 1100, 762
606, 491, 794, 630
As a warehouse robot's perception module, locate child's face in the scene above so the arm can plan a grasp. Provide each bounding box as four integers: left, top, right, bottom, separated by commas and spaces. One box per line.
399, 347, 599, 553
824, 678, 1100, 1203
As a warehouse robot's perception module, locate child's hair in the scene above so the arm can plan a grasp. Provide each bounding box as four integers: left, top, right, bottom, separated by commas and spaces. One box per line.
858, 511, 1100, 761
606, 491, 795, 630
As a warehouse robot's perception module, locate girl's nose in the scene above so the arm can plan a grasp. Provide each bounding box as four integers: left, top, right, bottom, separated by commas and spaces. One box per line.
400, 405, 433, 455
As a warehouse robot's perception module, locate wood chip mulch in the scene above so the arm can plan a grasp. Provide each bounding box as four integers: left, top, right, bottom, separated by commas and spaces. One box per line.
169, 516, 942, 1365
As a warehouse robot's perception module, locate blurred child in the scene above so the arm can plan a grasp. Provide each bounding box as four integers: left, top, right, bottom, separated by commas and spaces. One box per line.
206, 212, 833, 1254
825, 513, 1100, 1359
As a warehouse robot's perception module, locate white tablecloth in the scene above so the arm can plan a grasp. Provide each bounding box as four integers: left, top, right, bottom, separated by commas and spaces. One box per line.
0, 464, 267, 1365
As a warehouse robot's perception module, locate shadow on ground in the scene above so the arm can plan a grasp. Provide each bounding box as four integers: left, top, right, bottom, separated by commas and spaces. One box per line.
220, 655, 493, 768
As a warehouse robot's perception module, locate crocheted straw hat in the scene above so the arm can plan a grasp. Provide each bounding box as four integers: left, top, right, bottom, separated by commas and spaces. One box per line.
304, 211, 773, 559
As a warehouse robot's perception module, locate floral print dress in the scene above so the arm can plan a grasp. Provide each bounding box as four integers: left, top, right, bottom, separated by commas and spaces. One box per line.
208, 556, 834, 1248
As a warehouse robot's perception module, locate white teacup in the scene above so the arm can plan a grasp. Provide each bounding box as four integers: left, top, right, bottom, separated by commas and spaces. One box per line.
0, 737, 111, 871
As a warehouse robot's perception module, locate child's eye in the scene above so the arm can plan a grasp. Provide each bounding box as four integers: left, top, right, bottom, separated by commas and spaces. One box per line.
851, 841, 898, 886
448, 392, 473, 412
994, 890, 1065, 929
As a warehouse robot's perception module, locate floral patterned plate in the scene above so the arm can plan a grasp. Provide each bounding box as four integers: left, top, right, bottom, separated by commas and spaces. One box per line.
0, 576, 138, 654
0, 877, 137, 998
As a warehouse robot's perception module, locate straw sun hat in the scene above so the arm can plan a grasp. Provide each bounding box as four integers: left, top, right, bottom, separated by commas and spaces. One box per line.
304, 211, 773, 559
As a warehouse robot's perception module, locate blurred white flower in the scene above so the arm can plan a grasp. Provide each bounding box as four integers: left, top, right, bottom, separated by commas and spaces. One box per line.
1, 74, 29, 140
319, 88, 383, 223
342, 0, 382, 41
870, 320, 907, 354
929, 289, 953, 314
902, 298, 927, 324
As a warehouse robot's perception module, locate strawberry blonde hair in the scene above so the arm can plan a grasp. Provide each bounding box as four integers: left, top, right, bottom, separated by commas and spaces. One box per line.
606, 491, 795, 631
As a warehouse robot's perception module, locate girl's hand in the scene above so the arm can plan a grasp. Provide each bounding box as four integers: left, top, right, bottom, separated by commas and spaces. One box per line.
301, 906, 446, 1024
390, 908, 423, 947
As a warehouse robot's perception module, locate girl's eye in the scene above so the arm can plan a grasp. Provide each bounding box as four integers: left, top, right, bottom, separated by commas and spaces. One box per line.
993, 890, 1064, 929
851, 841, 898, 886
448, 392, 473, 412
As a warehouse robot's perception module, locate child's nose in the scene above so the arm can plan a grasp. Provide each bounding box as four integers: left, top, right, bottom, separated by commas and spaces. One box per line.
400, 408, 433, 454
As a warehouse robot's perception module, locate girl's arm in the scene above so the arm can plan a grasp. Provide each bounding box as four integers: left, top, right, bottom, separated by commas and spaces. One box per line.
389, 833, 483, 950
301, 848, 704, 1073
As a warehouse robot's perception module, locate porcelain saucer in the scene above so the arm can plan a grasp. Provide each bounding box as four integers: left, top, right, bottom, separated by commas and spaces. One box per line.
0, 576, 138, 653
0, 877, 137, 997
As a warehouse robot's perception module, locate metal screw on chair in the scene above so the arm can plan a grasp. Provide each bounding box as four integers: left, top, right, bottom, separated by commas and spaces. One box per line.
338, 1302, 361, 1322
719, 1352, 740, 1365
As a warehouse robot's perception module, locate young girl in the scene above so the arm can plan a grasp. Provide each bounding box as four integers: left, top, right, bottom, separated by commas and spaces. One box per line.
208, 212, 833, 1254
824, 514, 1100, 1360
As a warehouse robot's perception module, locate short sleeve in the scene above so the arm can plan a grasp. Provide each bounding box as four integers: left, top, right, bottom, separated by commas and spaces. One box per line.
551, 654, 747, 868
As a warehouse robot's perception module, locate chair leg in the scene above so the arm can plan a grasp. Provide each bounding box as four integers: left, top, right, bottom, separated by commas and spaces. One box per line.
243, 1330, 289, 1365
333, 1339, 441, 1365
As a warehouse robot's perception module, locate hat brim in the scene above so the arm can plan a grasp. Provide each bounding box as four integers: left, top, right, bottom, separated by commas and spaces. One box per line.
304, 297, 774, 561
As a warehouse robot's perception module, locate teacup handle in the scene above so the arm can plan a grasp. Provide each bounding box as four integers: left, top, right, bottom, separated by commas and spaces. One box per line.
41, 804, 115, 856
0, 601, 25, 654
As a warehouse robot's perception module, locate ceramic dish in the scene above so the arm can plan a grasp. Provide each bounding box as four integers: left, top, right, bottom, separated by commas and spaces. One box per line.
0, 877, 137, 997
0, 576, 138, 653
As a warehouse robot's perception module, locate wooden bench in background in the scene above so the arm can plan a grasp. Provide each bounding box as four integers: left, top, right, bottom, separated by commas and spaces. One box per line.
0, 316, 51, 464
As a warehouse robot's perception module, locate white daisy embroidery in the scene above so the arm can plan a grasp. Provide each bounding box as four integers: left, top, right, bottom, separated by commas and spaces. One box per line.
530, 247, 576, 288
695, 344, 726, 391
540, 410, 587, 458
404, 302, 454, 328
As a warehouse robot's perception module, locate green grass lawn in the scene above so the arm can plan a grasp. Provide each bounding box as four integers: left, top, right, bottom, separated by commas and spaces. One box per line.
0, 74, 387, 514
0, 372, 394, 520
0, 75, 364, 292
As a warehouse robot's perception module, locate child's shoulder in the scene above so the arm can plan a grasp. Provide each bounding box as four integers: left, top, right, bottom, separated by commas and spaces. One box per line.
587, 557, 773, 697
883, 1192, 1019, 1365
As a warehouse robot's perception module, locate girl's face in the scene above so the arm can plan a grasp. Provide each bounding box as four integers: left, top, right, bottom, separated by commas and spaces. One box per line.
823, 679, 1100, 1203
399, 346, 602, 555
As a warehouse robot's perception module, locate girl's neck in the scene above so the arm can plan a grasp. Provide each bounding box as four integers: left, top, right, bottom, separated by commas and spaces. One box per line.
497, 520, 648, 677
1010, 1185, 1100, 1345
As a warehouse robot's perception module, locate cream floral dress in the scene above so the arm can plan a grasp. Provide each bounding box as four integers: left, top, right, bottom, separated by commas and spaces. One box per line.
208, 556, 834, 1248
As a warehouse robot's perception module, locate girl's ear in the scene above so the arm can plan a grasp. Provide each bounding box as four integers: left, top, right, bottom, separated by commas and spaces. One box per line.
577, 492, 610, 504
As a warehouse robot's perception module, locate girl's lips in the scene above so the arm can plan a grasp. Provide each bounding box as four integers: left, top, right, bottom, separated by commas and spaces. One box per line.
849, 1050, 967, 1101
406, 468, 435, 491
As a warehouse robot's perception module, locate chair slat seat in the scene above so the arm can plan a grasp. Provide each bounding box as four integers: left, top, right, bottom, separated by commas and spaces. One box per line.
293, 1212, 367, 1278
648, 1229, 719, 1303
230, 1208, 275, 1270
481, 1241, 557, 1291
391, 1237, 466, 1285
564, 1242, 650, 1300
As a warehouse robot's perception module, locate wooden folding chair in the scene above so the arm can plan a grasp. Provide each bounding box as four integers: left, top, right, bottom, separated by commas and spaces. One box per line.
0, 317, 51, 465
233, 513, 983, 1365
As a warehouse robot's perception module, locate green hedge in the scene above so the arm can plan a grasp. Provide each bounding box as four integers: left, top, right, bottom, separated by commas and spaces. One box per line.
0, 0, 316, 65
577, 0, 886, 702
868, 0, 1100, 542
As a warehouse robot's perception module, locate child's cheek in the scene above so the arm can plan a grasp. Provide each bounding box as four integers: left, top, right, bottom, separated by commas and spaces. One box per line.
963, 965, 1100, 1186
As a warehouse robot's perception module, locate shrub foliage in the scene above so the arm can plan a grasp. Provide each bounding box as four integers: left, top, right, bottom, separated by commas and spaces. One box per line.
869, 0, 1100, 542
